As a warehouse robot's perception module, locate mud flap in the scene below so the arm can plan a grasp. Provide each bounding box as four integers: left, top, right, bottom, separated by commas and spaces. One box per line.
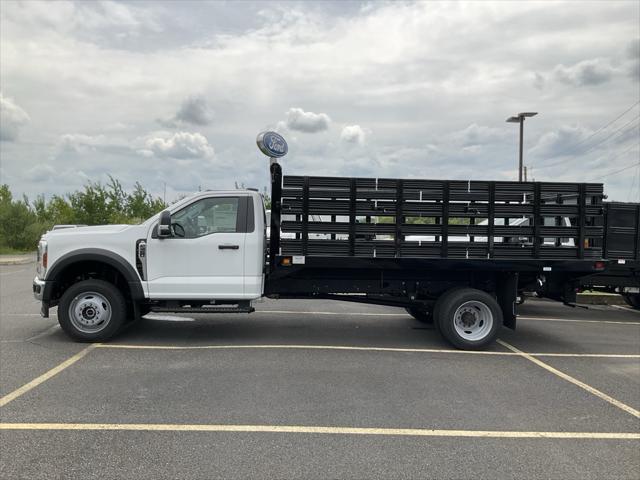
497, 272, 518, 330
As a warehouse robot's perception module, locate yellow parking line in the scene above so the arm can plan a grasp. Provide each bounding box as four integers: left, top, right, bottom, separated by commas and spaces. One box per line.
95, 344, 640, 359
0, 344, 98, 408
497, 340, 640, 419
0, 422, 638, 439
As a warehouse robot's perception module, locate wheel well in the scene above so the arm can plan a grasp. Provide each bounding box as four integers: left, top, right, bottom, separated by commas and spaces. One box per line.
50, 260, 131, 307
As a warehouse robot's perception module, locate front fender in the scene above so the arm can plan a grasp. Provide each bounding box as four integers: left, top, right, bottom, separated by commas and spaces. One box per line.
43, 248, 144, 303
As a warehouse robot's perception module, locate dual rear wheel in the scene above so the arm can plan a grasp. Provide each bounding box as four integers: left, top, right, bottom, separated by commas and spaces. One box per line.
407, 288, 502, 350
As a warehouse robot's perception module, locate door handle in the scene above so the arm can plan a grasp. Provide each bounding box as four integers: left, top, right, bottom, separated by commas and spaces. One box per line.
219, 244, 240, 250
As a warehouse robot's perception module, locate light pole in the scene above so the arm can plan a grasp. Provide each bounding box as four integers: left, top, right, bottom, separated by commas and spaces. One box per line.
506, 112, 538, 182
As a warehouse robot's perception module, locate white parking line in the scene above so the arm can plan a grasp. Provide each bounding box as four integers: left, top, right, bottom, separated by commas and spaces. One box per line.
519, 316, 640, 326
0, 422, 638, 439
611, 305, 640, 315
497, 340, 640, 419
98, 343, 514, 355
96, 344, 640, 359
257, 310, 405, 316
0, 325, 61, 344
25, 324, 61, 341
6, 310, 638, 326
252, 310, 640, 325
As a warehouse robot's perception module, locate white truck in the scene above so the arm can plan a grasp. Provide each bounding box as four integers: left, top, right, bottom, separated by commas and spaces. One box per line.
32, 133, 608, 350
33, 191, 265, 342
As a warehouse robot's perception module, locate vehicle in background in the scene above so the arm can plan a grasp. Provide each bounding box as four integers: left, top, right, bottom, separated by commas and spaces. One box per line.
405, 216, 576, 247
51, 224, 88, 231
266, 211, 330, 239
579, 202, 640, 308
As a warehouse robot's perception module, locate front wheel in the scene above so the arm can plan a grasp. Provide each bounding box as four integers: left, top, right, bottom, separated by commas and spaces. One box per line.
434, 288, 502, 350
58, 279, 127, 342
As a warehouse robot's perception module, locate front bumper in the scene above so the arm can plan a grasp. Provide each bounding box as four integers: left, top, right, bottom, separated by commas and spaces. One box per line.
33, 276, 51, 318
33, 276, 46, 301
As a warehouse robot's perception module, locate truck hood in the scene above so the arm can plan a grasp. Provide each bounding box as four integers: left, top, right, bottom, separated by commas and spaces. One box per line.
43, 224, 133, 240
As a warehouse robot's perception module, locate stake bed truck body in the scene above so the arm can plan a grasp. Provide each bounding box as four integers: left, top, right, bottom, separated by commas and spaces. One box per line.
579, 201, 640, 308
33, 162, 608, 350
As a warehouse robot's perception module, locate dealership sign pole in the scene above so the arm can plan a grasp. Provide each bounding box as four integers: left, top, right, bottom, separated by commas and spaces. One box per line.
257, 131, 288, 272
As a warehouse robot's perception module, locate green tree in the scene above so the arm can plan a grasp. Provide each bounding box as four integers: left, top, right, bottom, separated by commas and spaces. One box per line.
0, 187, 40, 250
126, 182, 167, 221
0, 180, 169, 252
45, 195, 75, 225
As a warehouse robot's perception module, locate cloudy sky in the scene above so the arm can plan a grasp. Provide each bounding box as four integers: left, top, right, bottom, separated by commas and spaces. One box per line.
1, 0, 639, 202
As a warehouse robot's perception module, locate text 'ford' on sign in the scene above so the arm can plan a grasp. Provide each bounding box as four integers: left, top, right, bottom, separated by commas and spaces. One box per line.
256, 131, 288, 158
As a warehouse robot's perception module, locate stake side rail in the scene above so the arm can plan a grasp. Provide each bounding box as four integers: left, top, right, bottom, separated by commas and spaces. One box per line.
274, 175, 604, 262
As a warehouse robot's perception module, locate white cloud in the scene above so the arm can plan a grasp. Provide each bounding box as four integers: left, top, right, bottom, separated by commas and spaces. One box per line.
58, 133, 108, 152
0, 93, 30, 141
448, 124, 508, 147
143, 131, 215, 160
2, 0, 162, 47
529, 125, 591, 158
552, 58, 616, 86
24, 163, 57, 182
159, 95, 214, 127
340, 125, 367, 146
0, 1, 638, 201
285, 108, 331, 133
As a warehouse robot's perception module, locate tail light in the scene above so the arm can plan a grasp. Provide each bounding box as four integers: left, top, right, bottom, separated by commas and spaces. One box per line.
594, 261, 606, 270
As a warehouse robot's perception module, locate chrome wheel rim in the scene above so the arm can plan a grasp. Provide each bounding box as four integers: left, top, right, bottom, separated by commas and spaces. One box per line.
68, 291, 112, 333
453, 300, 493, 341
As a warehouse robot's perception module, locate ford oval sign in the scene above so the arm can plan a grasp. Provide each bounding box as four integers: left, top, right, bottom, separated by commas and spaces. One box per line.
257, 131, 288, 158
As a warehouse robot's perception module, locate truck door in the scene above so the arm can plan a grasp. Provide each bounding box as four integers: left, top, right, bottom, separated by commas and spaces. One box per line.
145, 195, 249, 299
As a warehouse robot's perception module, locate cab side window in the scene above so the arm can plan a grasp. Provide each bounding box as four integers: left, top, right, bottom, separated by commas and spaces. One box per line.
171, 197, 240, 238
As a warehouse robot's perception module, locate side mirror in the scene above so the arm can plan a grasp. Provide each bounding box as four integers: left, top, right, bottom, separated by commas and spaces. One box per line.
158, 210, 172, 238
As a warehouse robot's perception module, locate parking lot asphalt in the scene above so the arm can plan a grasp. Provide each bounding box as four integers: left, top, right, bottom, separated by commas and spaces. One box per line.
1, 263, 639, 479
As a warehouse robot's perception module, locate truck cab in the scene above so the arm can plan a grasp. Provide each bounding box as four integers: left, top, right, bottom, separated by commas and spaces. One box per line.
33, 190, 266, 341
144, 190, 265, 300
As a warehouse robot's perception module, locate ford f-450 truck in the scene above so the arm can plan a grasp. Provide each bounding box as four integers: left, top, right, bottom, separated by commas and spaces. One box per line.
33, 137, 608, 350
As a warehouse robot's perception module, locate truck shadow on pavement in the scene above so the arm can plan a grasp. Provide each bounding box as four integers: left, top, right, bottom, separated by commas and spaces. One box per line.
110, 313, 457, 350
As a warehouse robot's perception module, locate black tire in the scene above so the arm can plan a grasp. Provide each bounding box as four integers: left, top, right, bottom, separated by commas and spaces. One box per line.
434, 288, 502, 350
405, 307, 434, 324
58, 279, 127, 342
622, 293, 640, 309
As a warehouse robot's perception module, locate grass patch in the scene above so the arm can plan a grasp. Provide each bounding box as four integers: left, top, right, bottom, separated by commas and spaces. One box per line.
0, 246, 34, 255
